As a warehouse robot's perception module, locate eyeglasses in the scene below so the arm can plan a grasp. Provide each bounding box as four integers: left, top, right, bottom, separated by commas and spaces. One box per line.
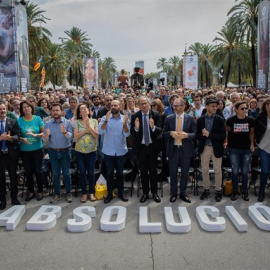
151, 104, 156, 107
173, 104, 184, 107
239, 107, 248, 110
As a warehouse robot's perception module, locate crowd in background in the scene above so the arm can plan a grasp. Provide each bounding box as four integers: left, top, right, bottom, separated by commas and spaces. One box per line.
0, 83, 270, 209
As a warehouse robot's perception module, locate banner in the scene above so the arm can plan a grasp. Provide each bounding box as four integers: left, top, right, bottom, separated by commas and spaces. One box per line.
134, 61, 144, 75
0, 2, 29, 93
83, 57, 98, 90
183, 55, 198, 90
159, 72, 167, 86
257, 0, 270, 89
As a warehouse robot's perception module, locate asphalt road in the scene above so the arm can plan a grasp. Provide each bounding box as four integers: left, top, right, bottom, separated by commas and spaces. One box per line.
1, 182, 270, 270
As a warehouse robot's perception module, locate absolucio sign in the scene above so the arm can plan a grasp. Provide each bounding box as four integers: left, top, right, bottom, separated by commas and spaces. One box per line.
0, 203, 269, 233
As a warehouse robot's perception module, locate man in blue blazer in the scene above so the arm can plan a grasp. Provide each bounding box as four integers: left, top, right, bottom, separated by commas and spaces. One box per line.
163, 98, 196, 203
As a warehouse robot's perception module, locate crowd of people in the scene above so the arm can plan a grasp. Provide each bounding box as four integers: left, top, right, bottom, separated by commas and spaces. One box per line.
0, 84, 270, 209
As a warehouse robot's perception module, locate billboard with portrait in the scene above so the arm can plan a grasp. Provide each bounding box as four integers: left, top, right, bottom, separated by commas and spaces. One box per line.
83, 57, 98, 89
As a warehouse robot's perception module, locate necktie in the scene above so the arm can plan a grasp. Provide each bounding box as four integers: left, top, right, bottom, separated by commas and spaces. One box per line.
177, 115, 182, 145
1, 120, 7, 151
143, 114, 150, 146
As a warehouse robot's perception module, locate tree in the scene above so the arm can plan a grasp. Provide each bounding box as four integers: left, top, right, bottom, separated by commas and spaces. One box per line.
167, 56, 182, 86
157, 57, 168, 72
213, 21, 250, 87
227, 0, 259, 87
99, 57, 116, 88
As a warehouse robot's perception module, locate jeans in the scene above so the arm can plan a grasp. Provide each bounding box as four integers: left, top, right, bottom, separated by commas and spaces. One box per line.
259, 148, 270, 193
103, 154, 125, 195
75, 151, 96, 194
21, 148, 44, 193
49, 149, 71, 194
229, 148, 251, 192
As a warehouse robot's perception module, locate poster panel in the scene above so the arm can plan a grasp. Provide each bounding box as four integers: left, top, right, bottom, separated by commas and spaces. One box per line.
83, 57, 98, 90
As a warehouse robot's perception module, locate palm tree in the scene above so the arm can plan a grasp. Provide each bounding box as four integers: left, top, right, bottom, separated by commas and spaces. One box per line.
227, 0, 259, 87
62, 27, 93, 87
99, 57, 116, 88
26, 1, 52, 67
213, 21, 250, 87
157, 57, 168, 72
43, 43, 66, 88
167, 56, 181, 86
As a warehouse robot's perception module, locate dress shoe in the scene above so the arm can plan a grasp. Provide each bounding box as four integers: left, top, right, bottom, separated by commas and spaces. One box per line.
231, 192, 238, 201
170, 195, 177, 203
140, 194, 149, 203
118, 194, 129, 202
153, 194, 161, 203
258, 192, 265, 202
104, 194, 113, 204
25, 192, 35, 202
179, 194, 191, 203
11, 198, 21, 205
37, 193, 43, 201
0, 201, 6, 210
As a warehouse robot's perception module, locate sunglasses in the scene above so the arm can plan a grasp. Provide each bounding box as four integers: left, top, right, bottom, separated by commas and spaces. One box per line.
151, 104, 157, 107
239, 107, 248, 110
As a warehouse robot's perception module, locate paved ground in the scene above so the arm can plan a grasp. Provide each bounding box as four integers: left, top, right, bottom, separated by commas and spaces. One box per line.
1, 182, 270, 270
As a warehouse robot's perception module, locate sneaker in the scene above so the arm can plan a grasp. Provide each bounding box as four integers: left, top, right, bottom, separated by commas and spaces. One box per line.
231, 191, 238, 201
200, 189, 211, 200
242, 191, 249, 201
215, 191, 222, 202
50, 194, 61, 204
66, 193, 73, 203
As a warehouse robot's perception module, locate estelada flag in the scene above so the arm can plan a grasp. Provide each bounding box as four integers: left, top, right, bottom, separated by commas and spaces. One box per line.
34, 57, 42, 72
40, 67, 45, 88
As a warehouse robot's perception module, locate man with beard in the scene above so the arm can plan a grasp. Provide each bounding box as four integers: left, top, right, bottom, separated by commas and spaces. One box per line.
91, 94, 101, 119
43, 103, 73, 203
97, 94, 113, 121
0, 101, 21, 209
98, 100, 130, 204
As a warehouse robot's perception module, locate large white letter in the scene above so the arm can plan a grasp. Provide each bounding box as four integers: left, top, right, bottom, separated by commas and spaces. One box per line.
139, 207, 161, 233
26, 205, 61, 231
196, 206, 225, 232
67, 206, 96, 232
225, 206, 248, 232
100, 206, 126, 232
164, 207, 191, 233
249, 203, 270, 231
0, 205, 25, 230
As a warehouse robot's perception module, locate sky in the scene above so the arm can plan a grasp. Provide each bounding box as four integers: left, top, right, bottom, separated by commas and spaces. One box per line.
36, 0, 236, 74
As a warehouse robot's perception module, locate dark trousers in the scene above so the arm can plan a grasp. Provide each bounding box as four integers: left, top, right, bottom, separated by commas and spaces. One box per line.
21, 148, 44, 193
103, 154, 125, 195
0, 153, 18, 201
137, 144, 158, 195
169, 146, 191, 196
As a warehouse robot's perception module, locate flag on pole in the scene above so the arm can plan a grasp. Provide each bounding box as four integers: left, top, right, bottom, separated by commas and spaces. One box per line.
34, 57, 42, 72
40, 67, 45, 88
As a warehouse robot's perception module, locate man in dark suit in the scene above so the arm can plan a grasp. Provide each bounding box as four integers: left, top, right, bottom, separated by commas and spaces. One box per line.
197, 99, 226, 202
91, 94, 101, 119
163, 97, 196, 203
0, 101, 21, 210
130, 97, 162, 203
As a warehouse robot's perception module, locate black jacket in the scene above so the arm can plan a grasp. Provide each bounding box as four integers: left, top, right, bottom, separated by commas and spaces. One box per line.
255, 112, 267, 144
196, 114, 226, 158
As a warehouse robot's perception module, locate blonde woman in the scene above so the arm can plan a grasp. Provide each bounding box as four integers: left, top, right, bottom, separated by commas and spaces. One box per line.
73, 103, 99, 202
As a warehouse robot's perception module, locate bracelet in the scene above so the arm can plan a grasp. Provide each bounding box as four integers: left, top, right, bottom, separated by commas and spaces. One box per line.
104, 120, 108, 123
63, 131, 67, 134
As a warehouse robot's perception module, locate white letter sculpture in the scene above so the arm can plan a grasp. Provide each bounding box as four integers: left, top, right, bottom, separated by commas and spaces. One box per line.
249, 203, 270, 231
139, 207, 161, 233
225, 206, 248, 232
26, 205, 61, 231
67, 206, 96, 232
196, 206, 225, 232
100, 206, 126, 232
0, 205, 25, 230
164, 207, 191, 233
